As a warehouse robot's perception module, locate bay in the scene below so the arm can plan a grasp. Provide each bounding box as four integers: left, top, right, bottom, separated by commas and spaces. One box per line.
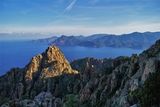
0, 41, 143, 75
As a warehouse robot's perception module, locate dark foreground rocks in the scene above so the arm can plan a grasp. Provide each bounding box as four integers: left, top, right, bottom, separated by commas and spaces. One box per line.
1, 40, 160, 107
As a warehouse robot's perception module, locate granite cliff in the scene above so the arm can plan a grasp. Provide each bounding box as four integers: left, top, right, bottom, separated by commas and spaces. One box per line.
1, 40, 160, 107
0, 46, 78, 107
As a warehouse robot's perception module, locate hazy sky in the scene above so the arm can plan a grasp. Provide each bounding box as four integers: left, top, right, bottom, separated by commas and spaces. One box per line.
0, 0, 160, 35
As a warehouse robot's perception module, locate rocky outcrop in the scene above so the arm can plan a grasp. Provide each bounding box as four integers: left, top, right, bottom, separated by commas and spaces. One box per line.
25, 46, 78, 81
1, 40, 160, 107
0, 45, 78, 106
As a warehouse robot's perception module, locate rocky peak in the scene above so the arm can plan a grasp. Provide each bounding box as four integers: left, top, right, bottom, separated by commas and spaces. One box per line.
1, 40, 160, 107
44, 46, 67, 63
25, 45, 78, 81
140, 39, 160, 58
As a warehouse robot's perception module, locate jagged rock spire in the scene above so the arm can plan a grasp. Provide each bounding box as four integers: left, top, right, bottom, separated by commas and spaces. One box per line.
25, 45, 78, 81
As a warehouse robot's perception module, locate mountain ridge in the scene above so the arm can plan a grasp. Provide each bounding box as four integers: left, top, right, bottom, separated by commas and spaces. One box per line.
1, 39, 160, 107
36, 31, 160, 49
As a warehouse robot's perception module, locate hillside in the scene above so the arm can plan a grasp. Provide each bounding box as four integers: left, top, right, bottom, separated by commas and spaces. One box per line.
37, 32, 160, 49
0, 40, 160, 107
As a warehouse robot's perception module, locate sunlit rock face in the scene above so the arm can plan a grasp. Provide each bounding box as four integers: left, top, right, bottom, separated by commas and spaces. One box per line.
25, 46, 78, 81
0, 45, 78, 106
24, 46, 78, 98
1, 39, 160, 107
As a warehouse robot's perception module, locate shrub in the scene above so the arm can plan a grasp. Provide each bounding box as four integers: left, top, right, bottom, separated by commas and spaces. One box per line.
131, 71, 160, 107
64, 94, 79, 107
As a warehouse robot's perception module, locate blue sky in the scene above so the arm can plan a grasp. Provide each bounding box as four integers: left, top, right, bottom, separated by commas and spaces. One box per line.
0, 0, 160, 35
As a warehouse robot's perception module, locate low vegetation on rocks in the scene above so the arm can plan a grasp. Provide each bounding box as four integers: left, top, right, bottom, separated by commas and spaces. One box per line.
1, 39, 160, 107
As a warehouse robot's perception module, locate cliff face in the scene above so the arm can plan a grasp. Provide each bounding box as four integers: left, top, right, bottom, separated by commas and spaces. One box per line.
1, 40, 160, 107
0, 46, 78, 106
25, 46, 77, 80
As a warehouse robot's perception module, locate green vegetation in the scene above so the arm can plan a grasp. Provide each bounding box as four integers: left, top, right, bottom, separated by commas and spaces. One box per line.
64, 94, 79, 107
0, 97, 9, 106
131, 71, 160, 107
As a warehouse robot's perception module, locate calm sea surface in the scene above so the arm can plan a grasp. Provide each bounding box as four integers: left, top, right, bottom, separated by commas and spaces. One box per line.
0, 41, 143, 75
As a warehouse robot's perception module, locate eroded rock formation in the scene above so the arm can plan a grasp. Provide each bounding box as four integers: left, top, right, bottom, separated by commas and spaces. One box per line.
1, 40, 160, 107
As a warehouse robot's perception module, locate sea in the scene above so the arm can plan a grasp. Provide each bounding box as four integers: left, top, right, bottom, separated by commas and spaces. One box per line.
0, 41, 143, 75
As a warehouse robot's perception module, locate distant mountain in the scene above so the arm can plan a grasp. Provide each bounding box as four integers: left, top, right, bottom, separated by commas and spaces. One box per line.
0, 33, 54, 41
37, 32, 160, 49
32, 36, 58, 43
